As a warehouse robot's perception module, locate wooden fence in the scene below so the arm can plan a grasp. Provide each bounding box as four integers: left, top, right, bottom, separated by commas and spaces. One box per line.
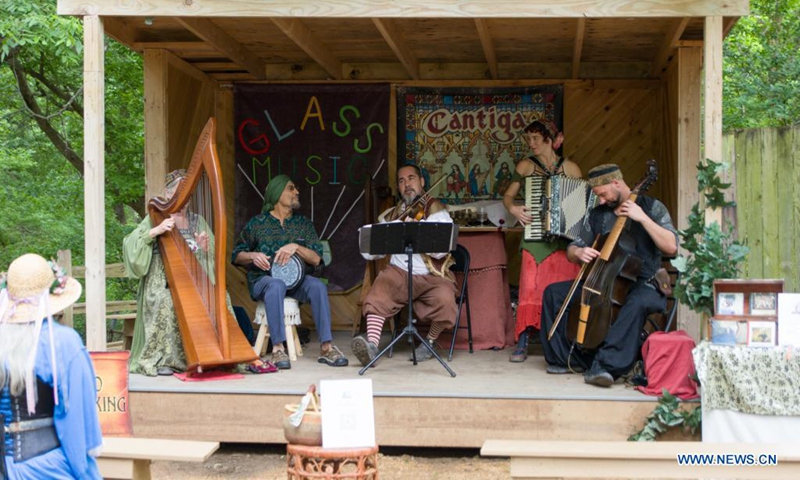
724, 125, 800, 293
57, 249, 137, 349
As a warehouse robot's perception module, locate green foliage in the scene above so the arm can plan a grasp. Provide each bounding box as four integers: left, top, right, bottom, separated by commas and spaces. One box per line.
628, 390, 701, 442
0, 0, 144, 340
724, 0, 800, 129
671, 161, 749, 317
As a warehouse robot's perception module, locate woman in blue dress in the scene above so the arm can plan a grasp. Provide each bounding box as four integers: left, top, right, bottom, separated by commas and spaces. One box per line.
1, 253, 103, 479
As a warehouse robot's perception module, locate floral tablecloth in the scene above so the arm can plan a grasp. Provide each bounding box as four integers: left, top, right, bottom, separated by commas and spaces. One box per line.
693, 341, 800, 415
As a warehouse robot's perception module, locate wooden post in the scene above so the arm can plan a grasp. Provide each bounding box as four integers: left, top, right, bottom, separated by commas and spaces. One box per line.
83, 15, 106, 351
675, 47, 702, 339
57, 249, 74, 328
144, 49, 169, 202
703, 16, 723, 226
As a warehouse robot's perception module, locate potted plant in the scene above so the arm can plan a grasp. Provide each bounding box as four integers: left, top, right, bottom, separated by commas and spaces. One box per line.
671, 159, 749, 320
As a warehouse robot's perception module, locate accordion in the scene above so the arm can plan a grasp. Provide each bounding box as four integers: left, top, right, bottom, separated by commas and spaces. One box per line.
524, 175, 597, 241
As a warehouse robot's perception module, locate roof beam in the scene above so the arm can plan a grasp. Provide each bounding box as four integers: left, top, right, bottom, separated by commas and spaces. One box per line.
270, 18, 343, 79
175, 17, 266, 79
58, 0, 750, 18
571, 18, 586, 79
372, 19, 419, 80
474, 19, 497, 80
103, 17, 138, 49
649, 18, 689, 77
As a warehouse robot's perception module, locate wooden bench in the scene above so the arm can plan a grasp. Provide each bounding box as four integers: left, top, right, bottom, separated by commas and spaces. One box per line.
98, 437, 219, 480
481, 440, 800, 479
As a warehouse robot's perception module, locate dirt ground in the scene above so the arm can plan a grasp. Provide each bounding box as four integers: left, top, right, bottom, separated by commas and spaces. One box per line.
151, 443, 509, 479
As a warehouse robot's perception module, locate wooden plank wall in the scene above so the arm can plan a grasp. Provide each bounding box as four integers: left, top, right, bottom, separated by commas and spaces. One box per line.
563, 83, 669, 210
728, 126, 800, 292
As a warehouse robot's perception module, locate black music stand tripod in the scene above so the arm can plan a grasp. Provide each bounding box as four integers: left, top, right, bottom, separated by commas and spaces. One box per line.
357, 222, 458, 377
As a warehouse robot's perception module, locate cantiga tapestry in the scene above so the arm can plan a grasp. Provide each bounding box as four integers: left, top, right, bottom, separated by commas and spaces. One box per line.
234, 84, 390, 291
397, 85, 563, 204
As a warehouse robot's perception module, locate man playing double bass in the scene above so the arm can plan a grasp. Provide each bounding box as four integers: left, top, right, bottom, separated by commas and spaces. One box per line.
540, 164, 678, 387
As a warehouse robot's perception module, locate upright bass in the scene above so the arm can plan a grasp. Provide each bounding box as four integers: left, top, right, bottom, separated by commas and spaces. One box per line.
549, 160, 658, 349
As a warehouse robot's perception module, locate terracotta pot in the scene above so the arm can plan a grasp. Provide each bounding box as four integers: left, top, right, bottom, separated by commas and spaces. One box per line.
283, 404, 322, 446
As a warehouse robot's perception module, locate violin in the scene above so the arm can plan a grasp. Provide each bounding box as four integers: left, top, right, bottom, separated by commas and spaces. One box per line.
398, 195, 429, 221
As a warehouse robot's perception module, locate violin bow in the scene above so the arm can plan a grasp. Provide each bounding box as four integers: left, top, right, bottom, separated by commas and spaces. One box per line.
547, 235, 600, 341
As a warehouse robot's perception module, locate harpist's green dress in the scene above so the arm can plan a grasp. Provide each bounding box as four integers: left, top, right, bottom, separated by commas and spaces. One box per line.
123, 215, 230, 376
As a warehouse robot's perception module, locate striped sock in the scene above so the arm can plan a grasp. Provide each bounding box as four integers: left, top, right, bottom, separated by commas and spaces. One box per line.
366, 315, 384, 346
427, 322, 446, 341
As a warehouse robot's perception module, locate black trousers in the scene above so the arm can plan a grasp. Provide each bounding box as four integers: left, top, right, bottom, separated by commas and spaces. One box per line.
539, 280, 665, 378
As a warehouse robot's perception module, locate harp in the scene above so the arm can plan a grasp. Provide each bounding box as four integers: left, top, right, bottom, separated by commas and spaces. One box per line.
148, 118, 257, 372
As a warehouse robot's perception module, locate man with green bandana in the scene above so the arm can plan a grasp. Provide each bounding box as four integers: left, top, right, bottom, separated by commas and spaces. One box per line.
232, 175, 348, 369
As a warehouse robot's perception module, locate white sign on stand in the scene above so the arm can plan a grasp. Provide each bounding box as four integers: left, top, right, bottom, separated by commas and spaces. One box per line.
320, 379, 376, 448
778, 293, 800, 347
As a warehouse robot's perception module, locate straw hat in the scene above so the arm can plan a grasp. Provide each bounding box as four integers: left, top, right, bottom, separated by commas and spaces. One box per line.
0, 253, 82, 324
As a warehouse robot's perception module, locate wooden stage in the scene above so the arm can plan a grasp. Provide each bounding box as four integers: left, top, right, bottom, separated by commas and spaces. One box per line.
129, 332, 691, 448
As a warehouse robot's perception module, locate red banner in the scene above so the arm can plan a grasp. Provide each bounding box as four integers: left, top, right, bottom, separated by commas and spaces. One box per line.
90, 351, 133, 437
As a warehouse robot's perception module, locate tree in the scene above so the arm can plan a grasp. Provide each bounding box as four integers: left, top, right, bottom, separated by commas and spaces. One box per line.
723, 0, 800, 129
0, 0, 145, 269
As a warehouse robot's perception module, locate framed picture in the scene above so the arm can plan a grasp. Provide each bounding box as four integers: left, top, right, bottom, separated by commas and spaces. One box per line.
717, 292, 745, 315
748, 321, 776, 347
710, 320, 737, 346
751, 292, 777, 316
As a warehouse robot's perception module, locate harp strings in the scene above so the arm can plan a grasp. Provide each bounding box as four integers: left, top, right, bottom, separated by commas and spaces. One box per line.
173, 172, 219, 333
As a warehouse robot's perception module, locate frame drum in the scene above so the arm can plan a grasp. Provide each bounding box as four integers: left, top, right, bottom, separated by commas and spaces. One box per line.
271, 254, 306, 290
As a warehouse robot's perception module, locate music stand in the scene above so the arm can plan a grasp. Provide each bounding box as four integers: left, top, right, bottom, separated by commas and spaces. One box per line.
357, 222, 458, 377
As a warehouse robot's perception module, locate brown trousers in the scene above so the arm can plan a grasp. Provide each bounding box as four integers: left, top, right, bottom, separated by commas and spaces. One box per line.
363, 265, 457, 331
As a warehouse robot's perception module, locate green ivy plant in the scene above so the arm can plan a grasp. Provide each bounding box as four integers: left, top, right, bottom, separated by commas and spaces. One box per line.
670, 160, 749, 317
628, 390, 702, 441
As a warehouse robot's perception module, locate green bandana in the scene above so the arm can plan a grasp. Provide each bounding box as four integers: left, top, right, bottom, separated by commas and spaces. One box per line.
261, 175, 291, 213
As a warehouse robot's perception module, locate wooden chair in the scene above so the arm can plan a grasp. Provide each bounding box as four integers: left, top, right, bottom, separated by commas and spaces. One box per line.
642, 259, 680, 340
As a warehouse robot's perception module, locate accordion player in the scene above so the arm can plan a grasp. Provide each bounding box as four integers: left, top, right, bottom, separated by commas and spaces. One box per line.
524, 175, 597, 241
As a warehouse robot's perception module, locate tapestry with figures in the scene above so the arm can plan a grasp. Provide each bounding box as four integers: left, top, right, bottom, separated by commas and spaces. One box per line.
396, 85, 563, 204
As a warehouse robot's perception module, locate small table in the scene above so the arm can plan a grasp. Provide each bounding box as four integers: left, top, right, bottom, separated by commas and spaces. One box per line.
694, 342, 800, 442
438, 229, 514, 350
287, 444, 378, 479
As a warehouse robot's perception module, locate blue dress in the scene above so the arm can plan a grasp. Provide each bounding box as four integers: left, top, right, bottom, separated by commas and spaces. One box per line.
2, 320, 103, 479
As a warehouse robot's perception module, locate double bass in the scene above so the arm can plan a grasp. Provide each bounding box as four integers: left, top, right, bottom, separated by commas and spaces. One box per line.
553, 160, 658, 350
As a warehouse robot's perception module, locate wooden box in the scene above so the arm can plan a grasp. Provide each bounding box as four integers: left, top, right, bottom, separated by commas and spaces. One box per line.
709, 279, 783, 346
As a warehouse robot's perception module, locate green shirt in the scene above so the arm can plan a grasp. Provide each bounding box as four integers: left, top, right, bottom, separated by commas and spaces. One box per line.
231, 213, 323, 298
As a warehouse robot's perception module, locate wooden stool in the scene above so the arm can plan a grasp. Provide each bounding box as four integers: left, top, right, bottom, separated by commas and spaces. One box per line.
287, 444, 378, 479
254, 297, 304, 361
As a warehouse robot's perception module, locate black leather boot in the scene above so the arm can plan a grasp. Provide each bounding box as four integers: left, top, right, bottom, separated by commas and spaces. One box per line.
509, 329, 530, 363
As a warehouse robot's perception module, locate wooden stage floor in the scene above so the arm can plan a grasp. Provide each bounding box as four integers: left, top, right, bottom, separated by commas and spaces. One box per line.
129, 332, 681, 447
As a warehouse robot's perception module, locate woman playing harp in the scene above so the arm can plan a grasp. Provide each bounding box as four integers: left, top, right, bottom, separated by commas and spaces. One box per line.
502, 119, 582, 363
124, 169, 275, 376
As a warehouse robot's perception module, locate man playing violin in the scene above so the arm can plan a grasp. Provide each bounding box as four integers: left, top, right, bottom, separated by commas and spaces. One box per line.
540, 164, 678, 387
232, 175, 349, 370
352, 164, 458, 366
